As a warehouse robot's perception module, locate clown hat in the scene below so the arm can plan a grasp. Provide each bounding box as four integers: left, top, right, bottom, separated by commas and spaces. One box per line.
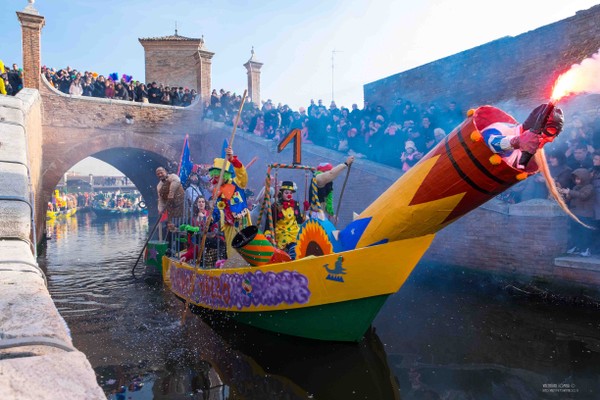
280, 181, 297, 192
209, 158, 232, 173
317, 162, 333, 172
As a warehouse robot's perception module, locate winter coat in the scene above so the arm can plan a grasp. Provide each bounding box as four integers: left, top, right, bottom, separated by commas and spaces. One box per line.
567, 168, 595, 218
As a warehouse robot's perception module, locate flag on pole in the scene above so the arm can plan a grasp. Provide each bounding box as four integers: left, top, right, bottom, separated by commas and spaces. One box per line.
220, 139, 236, 177
178, 135, 194, 187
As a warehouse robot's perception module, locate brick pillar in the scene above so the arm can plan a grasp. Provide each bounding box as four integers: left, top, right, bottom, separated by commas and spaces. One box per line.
17, 6, 45, 90
194, 45, 215, 105
243, 48, 263, 105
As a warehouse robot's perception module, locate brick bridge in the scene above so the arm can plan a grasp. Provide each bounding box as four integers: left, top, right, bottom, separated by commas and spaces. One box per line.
38, 78, 205, 224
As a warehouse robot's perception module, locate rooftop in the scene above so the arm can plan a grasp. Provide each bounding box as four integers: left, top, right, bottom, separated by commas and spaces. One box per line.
139, 32, 203, 42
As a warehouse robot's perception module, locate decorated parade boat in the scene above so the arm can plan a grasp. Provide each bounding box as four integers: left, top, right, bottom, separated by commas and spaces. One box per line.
46, 190, 78, 220
158, 105, 543, 342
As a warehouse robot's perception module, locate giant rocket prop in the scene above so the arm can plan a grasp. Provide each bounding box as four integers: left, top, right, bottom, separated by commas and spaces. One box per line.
337, 105, 529, 250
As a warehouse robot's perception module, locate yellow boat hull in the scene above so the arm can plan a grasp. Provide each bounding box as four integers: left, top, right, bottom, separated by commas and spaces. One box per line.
163, 234, 435, 341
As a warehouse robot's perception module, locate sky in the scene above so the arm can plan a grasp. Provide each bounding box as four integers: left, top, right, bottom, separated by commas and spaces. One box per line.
2, 0, 599, 175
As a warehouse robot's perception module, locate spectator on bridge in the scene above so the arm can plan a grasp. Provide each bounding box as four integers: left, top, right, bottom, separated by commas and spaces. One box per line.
419, 116, 436, 151
7, 63, 23, 95
69, 77, 83, 96
433, 128, 447, 145
559, 168, 595, 257
184, 88, 195, 106
136, 83, 148, 103
127, 81, 137, 102
56, 69, 72, 94
171, 87, 182, 106
401, 140, 424, 172
548, 151, 573, 190
93, 75, 106, 97
161, 87, 171, 105
442, 101, 463, 133
148, 82, 161, 104
114, 82, 129, 100
104, 80, 115, 99
389, 98, 404, 124
567, 142, 593, 171
82, 76, 94, 97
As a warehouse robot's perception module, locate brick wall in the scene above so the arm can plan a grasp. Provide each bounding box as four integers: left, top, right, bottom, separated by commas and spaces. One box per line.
195, 49, 214, 102
365, 5, 600, 117
141, 41, 203, 91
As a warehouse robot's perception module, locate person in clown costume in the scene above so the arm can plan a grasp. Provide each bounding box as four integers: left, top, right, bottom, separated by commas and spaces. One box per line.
272, 181, 305, 259
309, 155, 355, 220
208, 146, 251, 259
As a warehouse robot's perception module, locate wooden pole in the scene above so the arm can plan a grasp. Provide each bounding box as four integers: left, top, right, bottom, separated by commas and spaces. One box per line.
333, 164, 351, 225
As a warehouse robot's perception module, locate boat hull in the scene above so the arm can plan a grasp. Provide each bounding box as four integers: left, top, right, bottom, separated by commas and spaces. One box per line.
207, 294, 389, 342
163, 234, 435, 342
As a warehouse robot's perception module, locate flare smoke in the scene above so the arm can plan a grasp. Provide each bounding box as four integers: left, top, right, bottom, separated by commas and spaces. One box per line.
553, 48, 600, 99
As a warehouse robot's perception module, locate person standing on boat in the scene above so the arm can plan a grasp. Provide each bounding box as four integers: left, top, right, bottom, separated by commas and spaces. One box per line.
184, 172, 209, 223
481, 104, 564, 170
156, 166, 185, 241
180, 196, 225, 267
309, 155, 355, 220
208, 146, 252, 259
272, 181, 305, 259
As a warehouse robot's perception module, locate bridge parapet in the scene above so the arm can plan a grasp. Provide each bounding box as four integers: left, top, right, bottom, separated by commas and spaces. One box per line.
40, 76, 202, 134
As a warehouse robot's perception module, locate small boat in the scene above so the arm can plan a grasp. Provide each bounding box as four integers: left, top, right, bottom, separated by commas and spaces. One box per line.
161, 105, 533, 342
92, 206, 144, 218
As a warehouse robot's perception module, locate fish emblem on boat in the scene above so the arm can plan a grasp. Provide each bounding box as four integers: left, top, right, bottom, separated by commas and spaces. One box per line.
324, 256, 346, 282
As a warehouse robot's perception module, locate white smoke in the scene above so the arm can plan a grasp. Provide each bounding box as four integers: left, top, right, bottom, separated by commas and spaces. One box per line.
553, 48, 600, 98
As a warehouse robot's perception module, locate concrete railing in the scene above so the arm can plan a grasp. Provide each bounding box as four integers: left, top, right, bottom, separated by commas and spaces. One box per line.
0, 90, 105, 399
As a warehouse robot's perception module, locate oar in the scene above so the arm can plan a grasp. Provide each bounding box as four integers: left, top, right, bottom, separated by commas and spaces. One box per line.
181, 89, 247, 324
333, 163, 351, 225
131, 208, 166, 278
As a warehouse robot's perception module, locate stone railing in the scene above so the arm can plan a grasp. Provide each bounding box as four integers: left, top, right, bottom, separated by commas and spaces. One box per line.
0, 90, 105, 399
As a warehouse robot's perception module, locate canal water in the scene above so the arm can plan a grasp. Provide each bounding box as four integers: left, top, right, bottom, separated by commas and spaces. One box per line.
39, 213, 600, 399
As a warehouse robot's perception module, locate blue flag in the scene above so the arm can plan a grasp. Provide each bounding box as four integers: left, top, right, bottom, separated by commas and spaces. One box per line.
220, 139, 236, 177
179, 136, 194, 186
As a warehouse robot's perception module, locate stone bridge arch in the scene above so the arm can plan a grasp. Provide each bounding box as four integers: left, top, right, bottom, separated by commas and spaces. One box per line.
37, 76, 203, 233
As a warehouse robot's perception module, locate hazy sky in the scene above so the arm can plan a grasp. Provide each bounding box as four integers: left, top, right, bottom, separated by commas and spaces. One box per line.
2, 0, 598, 175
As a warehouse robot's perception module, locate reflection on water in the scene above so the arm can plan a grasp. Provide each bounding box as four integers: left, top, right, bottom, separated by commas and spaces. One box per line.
39, 214, 600, 399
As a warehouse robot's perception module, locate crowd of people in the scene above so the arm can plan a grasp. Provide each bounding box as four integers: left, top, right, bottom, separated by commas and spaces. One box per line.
203, 91, 463, 171
40, 65, 198, 106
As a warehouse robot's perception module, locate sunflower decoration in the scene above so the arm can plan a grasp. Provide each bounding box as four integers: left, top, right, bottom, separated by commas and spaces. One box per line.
296, 219, 334, 259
